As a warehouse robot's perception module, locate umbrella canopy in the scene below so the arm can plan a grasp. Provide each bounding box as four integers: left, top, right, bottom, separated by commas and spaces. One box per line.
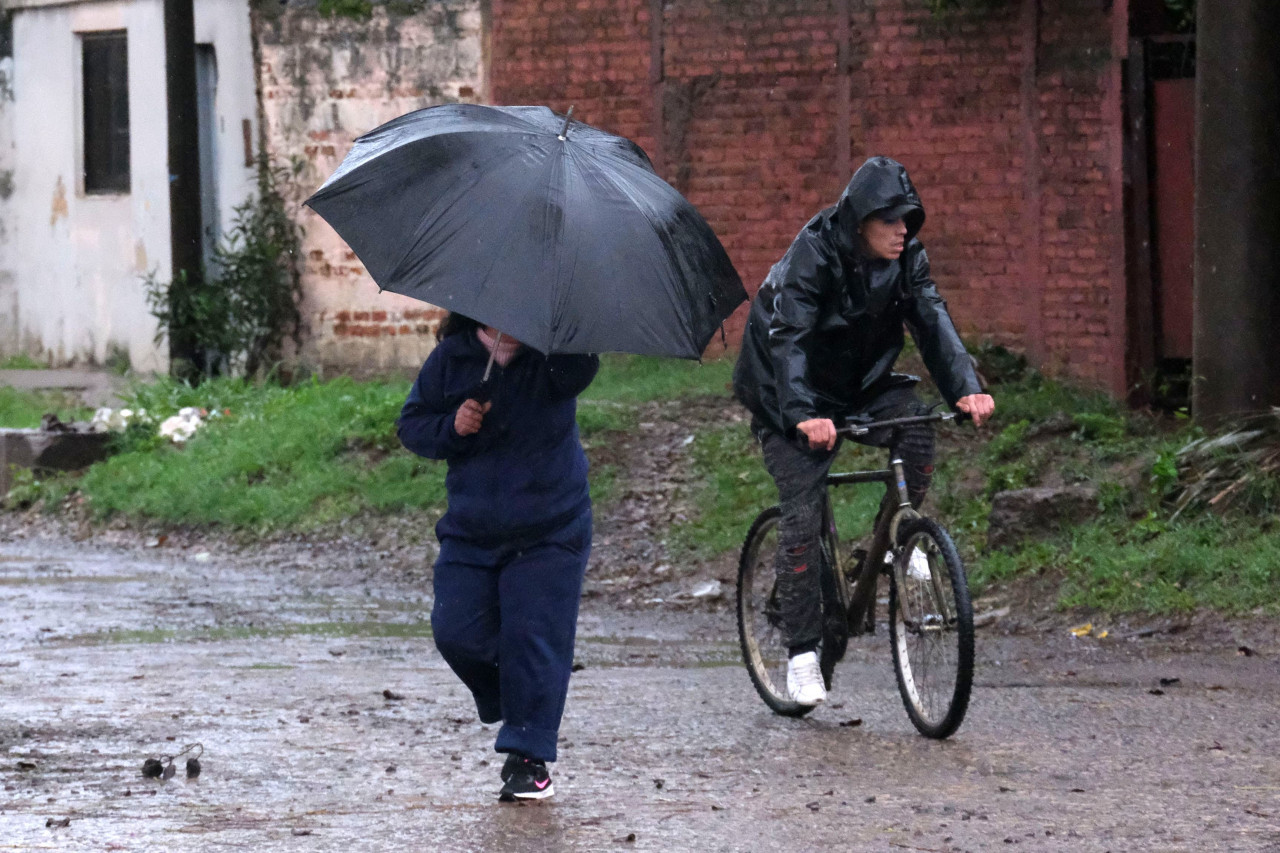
305, 104, 747, 358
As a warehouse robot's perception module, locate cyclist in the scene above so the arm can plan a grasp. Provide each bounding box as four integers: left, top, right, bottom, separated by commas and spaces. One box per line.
732, 156, 994, 707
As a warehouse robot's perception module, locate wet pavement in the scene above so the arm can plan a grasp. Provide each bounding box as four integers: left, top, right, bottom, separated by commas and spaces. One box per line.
2, 538, 1279, 852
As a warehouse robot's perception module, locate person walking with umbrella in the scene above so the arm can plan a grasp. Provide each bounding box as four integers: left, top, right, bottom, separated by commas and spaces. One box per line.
397, 313, 598, 801
307, 103, 746, 800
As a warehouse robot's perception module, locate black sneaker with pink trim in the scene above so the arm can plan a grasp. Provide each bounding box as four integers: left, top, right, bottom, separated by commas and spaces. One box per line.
498, 756, 554, 802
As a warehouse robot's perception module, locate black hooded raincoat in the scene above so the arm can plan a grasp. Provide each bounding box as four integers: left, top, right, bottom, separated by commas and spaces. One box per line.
733, 157, 981, 438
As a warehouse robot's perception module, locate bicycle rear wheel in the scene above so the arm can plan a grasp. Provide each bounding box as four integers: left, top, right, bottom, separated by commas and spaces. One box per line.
888, 517, 974, 739
736, 506, 813, 717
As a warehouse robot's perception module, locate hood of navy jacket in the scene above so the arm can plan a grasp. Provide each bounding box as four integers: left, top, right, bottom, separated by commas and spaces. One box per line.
732, 157, 980, 436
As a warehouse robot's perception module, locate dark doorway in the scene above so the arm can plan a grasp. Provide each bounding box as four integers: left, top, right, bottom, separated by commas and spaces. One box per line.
1126, 35, 1196, 409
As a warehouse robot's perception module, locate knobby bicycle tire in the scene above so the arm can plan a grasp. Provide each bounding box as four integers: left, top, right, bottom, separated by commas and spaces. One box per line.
888, 517, 975, 739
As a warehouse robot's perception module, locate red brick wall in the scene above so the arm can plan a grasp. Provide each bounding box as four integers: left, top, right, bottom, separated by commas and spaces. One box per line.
1036, 0, 1122, 386
490, 0, 1127, 390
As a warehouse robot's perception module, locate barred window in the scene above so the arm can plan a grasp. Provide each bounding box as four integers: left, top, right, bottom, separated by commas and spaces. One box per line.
83, 31, 130, 194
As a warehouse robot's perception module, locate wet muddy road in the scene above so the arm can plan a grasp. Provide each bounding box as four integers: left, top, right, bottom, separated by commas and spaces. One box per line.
2, 538, 1278, 852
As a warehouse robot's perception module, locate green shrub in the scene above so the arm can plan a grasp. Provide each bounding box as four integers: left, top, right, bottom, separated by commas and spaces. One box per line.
146, 161, 301, 379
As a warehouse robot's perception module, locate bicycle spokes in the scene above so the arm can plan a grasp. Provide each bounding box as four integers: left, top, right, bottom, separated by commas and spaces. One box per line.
889, 519, 974, 739
896, 542, 955, 630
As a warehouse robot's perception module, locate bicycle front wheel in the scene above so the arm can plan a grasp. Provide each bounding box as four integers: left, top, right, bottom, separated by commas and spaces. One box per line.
889, 517, 974, 739
737, 506, 813, 717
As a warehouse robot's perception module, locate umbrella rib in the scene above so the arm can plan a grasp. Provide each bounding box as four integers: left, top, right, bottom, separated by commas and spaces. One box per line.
468, 144, 565, 349
575, 154, 698, 353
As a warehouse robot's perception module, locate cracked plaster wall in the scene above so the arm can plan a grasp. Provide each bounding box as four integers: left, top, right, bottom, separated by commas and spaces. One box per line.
255, 1, 485, 374
0, 0, 259, 372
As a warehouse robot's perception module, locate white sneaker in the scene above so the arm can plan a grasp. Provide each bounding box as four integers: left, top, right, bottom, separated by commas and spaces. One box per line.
908, 547, 932, 582
786, 651, 827, 706
885, 548, 933, 581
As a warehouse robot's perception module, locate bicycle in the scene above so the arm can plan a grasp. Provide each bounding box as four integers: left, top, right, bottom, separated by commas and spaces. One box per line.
736, 410, 975, 739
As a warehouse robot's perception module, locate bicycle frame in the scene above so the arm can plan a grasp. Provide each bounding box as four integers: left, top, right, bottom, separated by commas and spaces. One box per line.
827, 410, 960, 636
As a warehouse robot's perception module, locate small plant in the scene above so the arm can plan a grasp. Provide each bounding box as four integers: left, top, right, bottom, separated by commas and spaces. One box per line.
1151, 448, 1179, 498
104, 344, 132, 376
985, 420, 1030, 463
0, 353, 44, 369
318, 0, 374, 20
2, 467, 41, 509
146, 160, 302, 381
1, 466, 70, 512
1072, 411, 1127, 444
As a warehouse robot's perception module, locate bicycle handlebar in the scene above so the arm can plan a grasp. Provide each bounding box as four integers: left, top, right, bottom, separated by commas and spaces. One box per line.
836, 409, 969, 437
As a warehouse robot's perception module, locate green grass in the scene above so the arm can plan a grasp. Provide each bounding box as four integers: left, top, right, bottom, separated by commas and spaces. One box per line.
974, 515, 1280, 615
666, 424, 885, 560
0, 386, 94, 428
668, 359, 1279, 617
0, 353, 45, 369
935, 369, 1279, 615
15, 356, 733, 531
78, 376, 442, 530
582, 353, 734, 403
6, 351, 1276, 617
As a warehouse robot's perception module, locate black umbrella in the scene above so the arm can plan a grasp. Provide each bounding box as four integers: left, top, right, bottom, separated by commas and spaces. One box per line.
305, 104, 746, 360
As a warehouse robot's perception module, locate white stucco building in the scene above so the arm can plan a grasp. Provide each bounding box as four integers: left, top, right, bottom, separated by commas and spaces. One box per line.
0, 0, 258, 371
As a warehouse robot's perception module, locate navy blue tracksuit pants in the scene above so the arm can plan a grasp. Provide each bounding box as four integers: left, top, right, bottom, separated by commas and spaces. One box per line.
430, 510, 591, 763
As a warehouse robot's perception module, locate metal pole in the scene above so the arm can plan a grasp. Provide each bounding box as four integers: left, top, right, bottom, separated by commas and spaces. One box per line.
164, 0, 203, 373
1192, 0, 1280, 420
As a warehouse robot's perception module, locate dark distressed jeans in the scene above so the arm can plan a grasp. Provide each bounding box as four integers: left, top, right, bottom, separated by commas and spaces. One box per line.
758, 385, 935, 654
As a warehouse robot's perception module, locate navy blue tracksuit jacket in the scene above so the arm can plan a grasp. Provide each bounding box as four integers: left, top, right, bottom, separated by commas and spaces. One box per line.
397, 331, 599, 548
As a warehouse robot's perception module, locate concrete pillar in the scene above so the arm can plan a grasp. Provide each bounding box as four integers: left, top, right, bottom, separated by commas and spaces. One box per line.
1192, 0, 1280, 420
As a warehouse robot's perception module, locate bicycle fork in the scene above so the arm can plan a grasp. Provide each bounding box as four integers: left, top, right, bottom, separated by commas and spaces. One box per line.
844, 456, 915, 637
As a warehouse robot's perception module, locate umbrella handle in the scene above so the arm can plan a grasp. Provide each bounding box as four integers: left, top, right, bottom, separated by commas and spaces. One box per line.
558, 106, 575, 141
481, 331, 502, 383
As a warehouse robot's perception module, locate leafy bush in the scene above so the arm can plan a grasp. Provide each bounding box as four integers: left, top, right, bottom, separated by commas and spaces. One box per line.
146, 161, 301, 380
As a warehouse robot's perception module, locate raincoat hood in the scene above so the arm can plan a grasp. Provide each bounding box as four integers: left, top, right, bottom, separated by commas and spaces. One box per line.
836, 156, 926, 244
731, 156, 980, 438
